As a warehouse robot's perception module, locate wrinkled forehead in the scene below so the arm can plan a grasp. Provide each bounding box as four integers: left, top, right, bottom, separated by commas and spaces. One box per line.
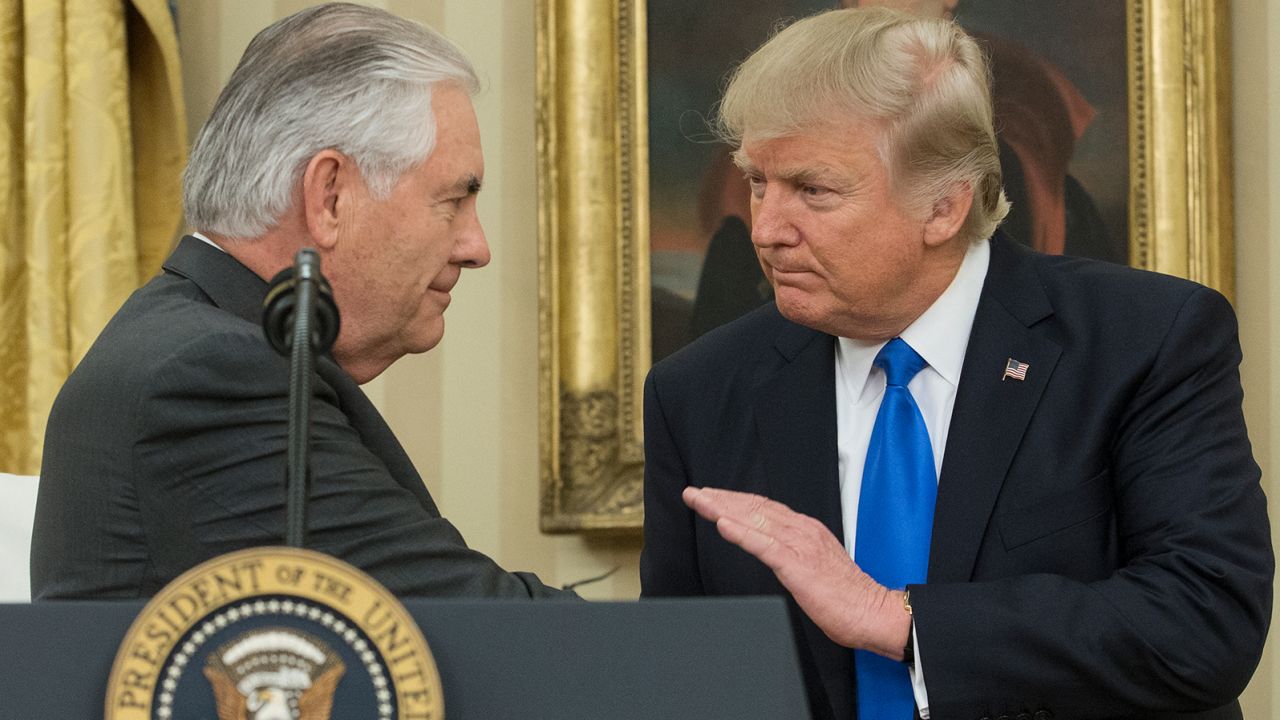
421, 83, 484, 174
735, 115, 888, 162
432, 83, 481, 141
733, 93, 892, 147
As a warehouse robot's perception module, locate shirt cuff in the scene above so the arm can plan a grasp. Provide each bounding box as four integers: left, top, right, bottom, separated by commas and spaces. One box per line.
909, 619, 930, 718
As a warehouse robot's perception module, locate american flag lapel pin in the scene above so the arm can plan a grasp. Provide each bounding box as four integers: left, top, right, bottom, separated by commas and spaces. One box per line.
1002, 358, 1029, 382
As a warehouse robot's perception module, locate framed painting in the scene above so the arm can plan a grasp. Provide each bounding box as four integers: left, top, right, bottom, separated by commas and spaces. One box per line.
537, 0, 1232, 532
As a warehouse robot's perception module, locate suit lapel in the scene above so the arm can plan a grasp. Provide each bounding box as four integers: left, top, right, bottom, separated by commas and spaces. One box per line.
318, 362, 441, 516
751, 318, 850, 720
930, 235, 1060, 582
753, 320, 844, 543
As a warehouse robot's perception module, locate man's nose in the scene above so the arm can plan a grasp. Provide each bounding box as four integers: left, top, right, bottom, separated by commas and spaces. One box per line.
455, 210, 490, 268
750, 189, 799, 248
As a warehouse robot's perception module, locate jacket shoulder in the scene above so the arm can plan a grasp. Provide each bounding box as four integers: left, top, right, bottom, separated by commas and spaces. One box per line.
980, 230, 1222, 327
649, 303, 799, 383
1028, 250, 1212, 304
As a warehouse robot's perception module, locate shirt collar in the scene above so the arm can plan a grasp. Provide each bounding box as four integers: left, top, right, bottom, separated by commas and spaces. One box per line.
190, 230, 226, 253
900, 238, 989, 387
835, 238, 990, 398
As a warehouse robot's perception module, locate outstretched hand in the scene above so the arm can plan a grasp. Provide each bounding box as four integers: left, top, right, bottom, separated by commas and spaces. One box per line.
682, 486, 911, 659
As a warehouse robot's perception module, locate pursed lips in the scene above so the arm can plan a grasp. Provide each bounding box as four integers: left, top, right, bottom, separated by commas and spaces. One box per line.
428, 268, 461, 297
427, 277, 458, 307
761, 258, 813, 276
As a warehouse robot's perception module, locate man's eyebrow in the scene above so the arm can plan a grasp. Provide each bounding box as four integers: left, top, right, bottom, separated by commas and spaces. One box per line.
732, 151, 838, 185
731, 151, 757, 176
780, 168, 833, 186
449, 174, 482, 195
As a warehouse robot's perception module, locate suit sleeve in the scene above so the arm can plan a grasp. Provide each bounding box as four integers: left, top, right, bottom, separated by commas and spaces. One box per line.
639, 369, 705, 596
132, 328, 571, 600
912, 287, 1273, 718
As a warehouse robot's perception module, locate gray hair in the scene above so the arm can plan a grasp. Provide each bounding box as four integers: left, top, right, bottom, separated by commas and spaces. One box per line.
718, 7, 1009, 243
183, 3, 479, 238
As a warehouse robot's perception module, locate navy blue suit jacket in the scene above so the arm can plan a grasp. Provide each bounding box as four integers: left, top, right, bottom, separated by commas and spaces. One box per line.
641, 235, 1272, 719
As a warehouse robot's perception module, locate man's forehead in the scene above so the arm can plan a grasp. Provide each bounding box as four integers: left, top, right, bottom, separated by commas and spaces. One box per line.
417, 144, 482, 191
421, 86, 484, 186
430, 83, 483, 152
735, 128, 879, 175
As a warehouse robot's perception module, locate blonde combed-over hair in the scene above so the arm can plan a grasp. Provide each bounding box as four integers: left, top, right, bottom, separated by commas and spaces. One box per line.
718, 7, 1009, 244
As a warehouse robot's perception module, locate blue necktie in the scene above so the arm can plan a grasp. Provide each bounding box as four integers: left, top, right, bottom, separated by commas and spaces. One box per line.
854, 338, 936, 720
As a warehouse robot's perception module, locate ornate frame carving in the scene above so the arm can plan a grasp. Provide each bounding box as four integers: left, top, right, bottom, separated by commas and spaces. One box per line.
537, 0, 649, 531
1128, 0, 1233, 296
538, 0, 1233, 532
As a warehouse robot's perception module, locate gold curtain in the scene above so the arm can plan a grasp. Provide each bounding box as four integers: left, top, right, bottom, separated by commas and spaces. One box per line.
0, 0, 186, 474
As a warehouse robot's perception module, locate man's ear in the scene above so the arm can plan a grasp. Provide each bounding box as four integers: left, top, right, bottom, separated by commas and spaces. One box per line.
300, 149, 353, 250
923, 182, 974, 248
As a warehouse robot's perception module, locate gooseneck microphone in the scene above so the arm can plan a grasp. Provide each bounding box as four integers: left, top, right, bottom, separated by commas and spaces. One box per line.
262, 249, 341, 548
263, 250, 340, 356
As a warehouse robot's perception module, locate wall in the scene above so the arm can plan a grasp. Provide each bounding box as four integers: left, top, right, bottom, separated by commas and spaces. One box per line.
1232, 2, 1278, 716
177, 0, 1279, 709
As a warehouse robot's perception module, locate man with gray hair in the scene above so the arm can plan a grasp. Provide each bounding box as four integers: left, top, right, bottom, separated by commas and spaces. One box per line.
33, 4, 568, 599
641, 7, 1271, 720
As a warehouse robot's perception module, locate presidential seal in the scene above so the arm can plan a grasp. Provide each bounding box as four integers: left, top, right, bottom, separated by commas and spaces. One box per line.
104, 547, 443, 720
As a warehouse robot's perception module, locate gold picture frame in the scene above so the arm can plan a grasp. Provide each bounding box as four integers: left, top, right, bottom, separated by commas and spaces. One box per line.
537, 0, 1233, 532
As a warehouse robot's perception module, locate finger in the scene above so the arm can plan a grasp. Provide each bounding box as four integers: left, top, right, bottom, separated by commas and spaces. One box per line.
704, 488, 797, 529
682, 486, 726, 522
714, 516, 788, 571
687, 494, 769, 538
683, 486, 753, 519
685, 487, 795, 531
694, 487, 770, 514
683, 487, 759, 525
716, 508, 853, 583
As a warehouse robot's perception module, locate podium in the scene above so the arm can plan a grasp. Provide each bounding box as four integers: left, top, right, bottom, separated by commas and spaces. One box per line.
0, 596, 809, 718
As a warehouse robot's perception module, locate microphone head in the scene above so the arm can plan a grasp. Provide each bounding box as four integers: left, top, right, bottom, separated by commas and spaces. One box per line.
262, 250, 341, 357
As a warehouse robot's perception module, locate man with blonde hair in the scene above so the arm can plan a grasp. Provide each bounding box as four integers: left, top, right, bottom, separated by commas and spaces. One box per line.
641, 8, 1271, 720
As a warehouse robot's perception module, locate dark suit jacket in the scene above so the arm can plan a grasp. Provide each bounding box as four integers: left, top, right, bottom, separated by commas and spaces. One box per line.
640, 235, 1272, 720
32, 237, 567, 600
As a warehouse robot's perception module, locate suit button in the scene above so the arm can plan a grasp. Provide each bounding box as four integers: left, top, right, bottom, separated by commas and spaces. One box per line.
1034, 712, 1053, 720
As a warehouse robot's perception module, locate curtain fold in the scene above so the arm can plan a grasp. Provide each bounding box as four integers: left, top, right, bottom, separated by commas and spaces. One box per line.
0, 0, 186, 474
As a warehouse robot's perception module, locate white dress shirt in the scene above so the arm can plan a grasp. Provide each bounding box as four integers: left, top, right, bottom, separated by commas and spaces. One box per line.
191, 230, 225, 252
834, 238, 989, 717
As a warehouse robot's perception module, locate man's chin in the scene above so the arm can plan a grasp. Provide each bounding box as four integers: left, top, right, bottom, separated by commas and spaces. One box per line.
774, 294, 842, 336
774, 291, 818, 325
406, 318, 446, 354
